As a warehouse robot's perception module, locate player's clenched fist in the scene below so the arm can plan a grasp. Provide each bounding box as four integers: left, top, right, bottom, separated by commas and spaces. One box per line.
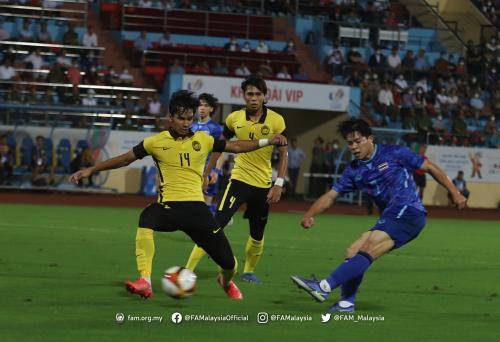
300, 216, 315, 229
269, 134, 287, 146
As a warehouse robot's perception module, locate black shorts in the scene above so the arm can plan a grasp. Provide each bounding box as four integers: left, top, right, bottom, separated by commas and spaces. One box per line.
413, 172, 426, 187
138, 202, 235, 270
216, 179, 270, 227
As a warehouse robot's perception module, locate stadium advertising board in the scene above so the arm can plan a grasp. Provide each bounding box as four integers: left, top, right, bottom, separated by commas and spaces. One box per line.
426, 146, 500, 183
182, 75, 351, 112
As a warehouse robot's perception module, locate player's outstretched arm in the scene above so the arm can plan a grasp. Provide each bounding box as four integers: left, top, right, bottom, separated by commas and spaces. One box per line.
224, 134, 287, 153
300, 189, 339, 229
421, 160, 466, 209
69, 150, 137, 184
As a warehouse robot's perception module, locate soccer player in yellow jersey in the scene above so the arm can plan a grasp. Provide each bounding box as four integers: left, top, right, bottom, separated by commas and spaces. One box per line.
186, 76, 288, 284
69, 90, 287, 299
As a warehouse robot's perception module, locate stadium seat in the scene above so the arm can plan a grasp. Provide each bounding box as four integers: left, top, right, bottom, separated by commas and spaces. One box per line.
20, 136, 34, 168
44, 137, 54, 167
75, 140, 90, 155
56, 138, 72, 174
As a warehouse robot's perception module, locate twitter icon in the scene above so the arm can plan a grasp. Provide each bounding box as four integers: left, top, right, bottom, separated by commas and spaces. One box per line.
321, 313, 331, 323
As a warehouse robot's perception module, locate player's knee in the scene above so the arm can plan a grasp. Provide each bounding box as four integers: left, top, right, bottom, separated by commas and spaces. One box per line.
346, 246, 358, 258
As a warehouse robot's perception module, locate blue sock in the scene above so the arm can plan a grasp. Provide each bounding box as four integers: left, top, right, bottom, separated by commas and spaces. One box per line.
326, 252, 373, 291
340, 258, 364, 303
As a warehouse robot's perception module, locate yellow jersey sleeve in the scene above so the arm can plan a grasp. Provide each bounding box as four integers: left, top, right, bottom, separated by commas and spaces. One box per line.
142, 135, 157, 155
274, 115, 286, 135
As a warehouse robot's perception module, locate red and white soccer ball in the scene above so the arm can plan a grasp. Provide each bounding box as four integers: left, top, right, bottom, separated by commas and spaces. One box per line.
161, 266, 197, 299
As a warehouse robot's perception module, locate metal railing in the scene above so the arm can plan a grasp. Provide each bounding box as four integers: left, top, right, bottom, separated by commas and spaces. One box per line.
0, 41, 105, 61
0, 80, 156, 93
0, 1, 88, 24
121, 5, 272, 39
143, 50, 299, 70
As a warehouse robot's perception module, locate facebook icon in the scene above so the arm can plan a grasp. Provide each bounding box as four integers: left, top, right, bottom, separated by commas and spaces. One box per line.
171, 312, 183, 324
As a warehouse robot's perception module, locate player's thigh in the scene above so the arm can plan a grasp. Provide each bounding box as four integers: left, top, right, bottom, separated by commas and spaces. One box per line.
360, 230, 395, 259
138, 203, 178, 232
216, 180, 251, 227
181, 204, 235, 270
346, 231, 371, 258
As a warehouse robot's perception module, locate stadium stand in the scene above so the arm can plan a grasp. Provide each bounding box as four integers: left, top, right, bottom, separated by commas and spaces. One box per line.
0, 0, 498, 193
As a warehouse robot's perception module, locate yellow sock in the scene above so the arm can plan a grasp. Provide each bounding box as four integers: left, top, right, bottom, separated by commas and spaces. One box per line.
185, 244, 206, 271
135, 227, 154, 278
244, 236, 264, 273
219, 257, 238, 286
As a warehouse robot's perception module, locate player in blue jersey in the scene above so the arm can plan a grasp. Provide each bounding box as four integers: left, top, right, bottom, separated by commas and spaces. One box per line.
291, 119, 466, 313
191, 93, 224, 215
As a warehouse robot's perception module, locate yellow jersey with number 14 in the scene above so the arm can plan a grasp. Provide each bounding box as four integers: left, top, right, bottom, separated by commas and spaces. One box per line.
133, 130, 225, 202
224, 107, 286, 188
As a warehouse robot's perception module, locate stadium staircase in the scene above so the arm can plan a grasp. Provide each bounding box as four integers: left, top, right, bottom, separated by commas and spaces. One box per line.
398, 0, 466, 52
273, 17, 328, 82
86, 9, 151, 88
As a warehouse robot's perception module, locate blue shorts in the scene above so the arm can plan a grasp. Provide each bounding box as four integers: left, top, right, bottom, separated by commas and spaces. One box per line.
204, 180, 219, 197
371, 205, 426, 249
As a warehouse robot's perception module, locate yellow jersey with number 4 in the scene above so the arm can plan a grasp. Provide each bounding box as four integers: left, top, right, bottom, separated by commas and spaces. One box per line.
224, 107, 286, 188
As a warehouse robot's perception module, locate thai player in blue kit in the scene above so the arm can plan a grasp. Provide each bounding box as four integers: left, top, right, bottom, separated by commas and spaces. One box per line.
291, 119, 466, 313
191, 93, 224, 215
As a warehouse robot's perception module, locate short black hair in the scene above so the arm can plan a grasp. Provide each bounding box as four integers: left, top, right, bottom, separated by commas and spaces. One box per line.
338, 118, 372, 139
198, 93, 218, 112
169, 90, 199, 116
241, 75, 267, 95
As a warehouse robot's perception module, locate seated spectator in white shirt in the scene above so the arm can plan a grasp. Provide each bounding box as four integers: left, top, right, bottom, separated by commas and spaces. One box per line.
82, 26, 98, 48
24, 49, 43, 76
470, 93, 485, 112
56, 50, 72, 68
387, 47, 402, 70
147, 94, 162, 116
276, 65, 292, 79
134, 31, 152, 52
138, 0, 153, 8
283, 38, 296, 53
241, 42, 251, 53
235, 62, 251, 76
435, 88, 451, 113
415, 77, 429, 93
119, 67, 134, 85
224, 37, 239, 52
43, 0, 60, 9
0, 22, 11, 41
378, 84, 394, 106
256, 40, 269, 54
37, 21, 52, 43
19, 20, 33, 42
159, 31, 175, 47
82, 89, 97, 106
394, 74, 408, 91
0, 60, 17, 80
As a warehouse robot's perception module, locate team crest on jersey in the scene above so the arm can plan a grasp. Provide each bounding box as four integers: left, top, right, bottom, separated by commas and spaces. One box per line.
261, 125, 270, 135
192, 141, 201, 151
377, 162, 389, 171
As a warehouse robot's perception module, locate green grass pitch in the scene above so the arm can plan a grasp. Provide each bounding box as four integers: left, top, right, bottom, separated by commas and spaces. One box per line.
0, 203, 499, 341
